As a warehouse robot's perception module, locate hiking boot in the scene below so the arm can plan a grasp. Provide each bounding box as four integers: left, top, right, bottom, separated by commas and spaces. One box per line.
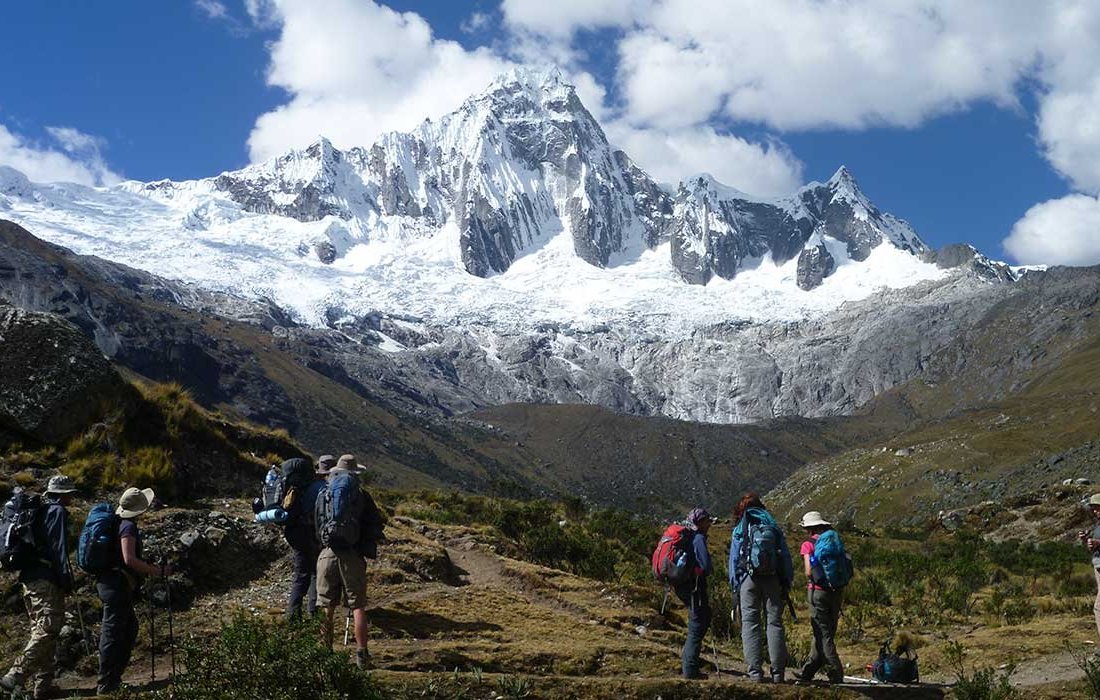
355, 649, 372, 670
771, 673, 786, 684
0, 672, 24, 691
748, 675, 771, 683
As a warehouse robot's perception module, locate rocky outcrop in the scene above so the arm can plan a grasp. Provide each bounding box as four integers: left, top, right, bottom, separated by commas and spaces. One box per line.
796, 243, 836, 290
0, 300, 125, 444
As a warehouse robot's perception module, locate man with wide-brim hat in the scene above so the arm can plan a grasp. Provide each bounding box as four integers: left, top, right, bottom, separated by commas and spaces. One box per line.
1, 476, 79, 699
1080, 494, 1100, 638
94, 487, 171, 695
316, 455, 337, 476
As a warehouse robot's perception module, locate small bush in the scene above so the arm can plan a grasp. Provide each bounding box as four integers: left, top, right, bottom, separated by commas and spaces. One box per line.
137, 615, 382, 700
944, 640, 1019, 700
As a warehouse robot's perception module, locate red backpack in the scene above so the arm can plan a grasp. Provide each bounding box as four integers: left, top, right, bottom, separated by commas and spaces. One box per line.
651, 523, 696, 586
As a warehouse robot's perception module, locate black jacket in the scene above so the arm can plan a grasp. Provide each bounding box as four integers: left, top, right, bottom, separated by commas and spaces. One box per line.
20, 498, 73, 592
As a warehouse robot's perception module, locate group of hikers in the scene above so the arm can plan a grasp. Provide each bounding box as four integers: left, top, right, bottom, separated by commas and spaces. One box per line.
660, 492, 852, 684
0, 452, 382, 699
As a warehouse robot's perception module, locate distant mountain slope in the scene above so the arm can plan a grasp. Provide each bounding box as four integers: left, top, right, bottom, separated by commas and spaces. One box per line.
767, 265, 1100, 525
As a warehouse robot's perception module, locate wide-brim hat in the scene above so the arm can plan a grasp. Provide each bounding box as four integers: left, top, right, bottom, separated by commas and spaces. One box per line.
335, 454, 357, 472
800, 511, 832, 528
46, 475, 78, 495
116, 487, 156, 518
316, 454, 337, 475
1089, 494, 1100, 507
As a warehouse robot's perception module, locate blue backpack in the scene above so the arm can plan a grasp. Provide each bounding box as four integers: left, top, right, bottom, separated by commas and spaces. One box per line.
78, 503, 121, 575
316, 471, 364, 551
810, 529, 853, 590
740, 519, 780, 577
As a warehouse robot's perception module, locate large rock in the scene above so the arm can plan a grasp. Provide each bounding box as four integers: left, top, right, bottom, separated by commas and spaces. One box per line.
0, 300, 124, 443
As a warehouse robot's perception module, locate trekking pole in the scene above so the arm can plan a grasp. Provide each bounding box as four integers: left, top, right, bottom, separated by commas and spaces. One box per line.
711, 638, 722, 678
343, 609, 353, 646
75, 599, 92, 657
150, 586, 157, 684
660, 586, 669, 615
162, 556, 177, 679
785, 591, 798, 622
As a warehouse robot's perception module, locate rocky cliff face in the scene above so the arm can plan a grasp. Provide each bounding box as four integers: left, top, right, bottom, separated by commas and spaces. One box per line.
111, 69, 924, 290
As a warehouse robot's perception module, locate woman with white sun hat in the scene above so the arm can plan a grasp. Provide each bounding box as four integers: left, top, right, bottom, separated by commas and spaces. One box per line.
95, 487, 173, 696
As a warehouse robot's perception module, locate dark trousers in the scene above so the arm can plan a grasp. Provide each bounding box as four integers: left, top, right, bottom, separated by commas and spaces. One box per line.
675, 583, 712, 677
96, 573, 139, 692
287, 546, 318, 620
800, 588, 844, 682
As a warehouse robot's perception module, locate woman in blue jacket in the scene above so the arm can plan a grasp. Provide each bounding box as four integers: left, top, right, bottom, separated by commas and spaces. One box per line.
729, 492, 794, 683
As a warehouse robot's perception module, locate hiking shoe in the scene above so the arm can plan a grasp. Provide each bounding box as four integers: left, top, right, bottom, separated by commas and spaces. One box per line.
771, 674, 786, 684
355, 649, 372, 670
0, 672, 24, 691
748, 675, 771, 683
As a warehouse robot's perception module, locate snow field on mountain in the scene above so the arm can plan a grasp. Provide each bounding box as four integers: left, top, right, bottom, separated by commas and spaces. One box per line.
4, 175, 947, 338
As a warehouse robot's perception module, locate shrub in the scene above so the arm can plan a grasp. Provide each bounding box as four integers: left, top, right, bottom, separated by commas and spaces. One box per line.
944, 640, 1019, 700
135, 615, 383, 700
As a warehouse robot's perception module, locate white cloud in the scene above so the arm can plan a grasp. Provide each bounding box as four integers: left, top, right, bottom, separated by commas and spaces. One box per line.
606, 122, 802, 197
194, 0, 230, 20
246, 0, 513, 162
0, 123, 119, 186
501, 0, 645, 37
1004, 194, 1100, 266
460, 11, 492, 35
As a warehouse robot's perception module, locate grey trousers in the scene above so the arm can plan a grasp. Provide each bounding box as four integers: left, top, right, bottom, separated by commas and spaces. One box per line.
739, 574, 787, 680
800, 587, 844, 681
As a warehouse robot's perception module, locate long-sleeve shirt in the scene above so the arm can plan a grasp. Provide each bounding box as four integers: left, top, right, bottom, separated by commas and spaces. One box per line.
20, 498, 73, 592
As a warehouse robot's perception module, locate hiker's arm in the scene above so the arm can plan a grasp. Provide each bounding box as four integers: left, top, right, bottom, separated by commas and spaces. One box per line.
45, 507, 73, 592
694, 535, 712, 576
802, 552, 813, 579
120, 536, 172, 577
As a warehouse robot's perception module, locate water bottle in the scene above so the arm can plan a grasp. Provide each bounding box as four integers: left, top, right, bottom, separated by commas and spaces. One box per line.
255, 507, 288, 524
262, 465, 282, 508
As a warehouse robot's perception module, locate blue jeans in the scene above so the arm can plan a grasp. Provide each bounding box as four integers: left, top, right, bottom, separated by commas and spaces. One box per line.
675, 583, 711, 677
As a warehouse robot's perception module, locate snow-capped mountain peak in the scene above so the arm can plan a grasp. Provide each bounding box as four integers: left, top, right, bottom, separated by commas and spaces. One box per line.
0, 68, 959, 336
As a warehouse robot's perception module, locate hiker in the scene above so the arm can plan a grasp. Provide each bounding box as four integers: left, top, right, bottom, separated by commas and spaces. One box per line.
281, 456, 329, 620
315, 455, 385, 668
1080, 494, 1100, 638
95, 487, 172, 695
0, 476, 78, 699
674, 507, 715, 680
793, 511, 846, 684
729, 492, 793, 684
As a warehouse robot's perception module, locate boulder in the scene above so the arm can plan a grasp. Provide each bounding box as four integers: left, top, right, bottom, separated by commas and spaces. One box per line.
0, 301, 125, 444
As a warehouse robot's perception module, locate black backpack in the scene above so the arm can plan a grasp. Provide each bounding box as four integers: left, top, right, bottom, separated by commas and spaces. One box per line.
0, 490, 44, 571
871, 642, 919, 684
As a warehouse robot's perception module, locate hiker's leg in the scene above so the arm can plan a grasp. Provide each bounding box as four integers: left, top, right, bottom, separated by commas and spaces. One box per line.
675, 587, 705, 677
739, 577, 765, 679
352, 608, 370, 651
316, 548, 340, 649
287, 547, 313, 620
1094, 568, 1100, 638
799, 589, 825, 679
307, 573, 318, 617
762, 577, 787, 680
18, 580, 64, 694
820, 591, 844, 682
96, 576, 128, 692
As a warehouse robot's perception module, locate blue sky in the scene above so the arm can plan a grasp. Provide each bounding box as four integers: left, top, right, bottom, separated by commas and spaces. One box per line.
2, 1, 1099, 265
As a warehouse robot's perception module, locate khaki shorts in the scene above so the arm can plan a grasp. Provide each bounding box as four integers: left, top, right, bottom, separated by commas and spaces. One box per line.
316, 547, 368, 609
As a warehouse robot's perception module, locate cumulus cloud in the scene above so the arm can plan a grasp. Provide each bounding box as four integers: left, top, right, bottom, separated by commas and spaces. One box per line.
501, 0, 643, 37
245, 0, 513, 162
1004, 194, 1100, 266
0, 123, 120, 186
605, 123, 802, 197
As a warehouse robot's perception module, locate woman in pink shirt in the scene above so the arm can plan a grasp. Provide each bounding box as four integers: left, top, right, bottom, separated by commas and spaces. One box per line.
793, 511, 844, 684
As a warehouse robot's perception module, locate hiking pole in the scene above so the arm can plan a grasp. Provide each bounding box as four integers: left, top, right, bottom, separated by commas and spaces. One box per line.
711, 638, 722, 678
162, 556, 177, 679
150, 584, 157, 684
660, 586, 669, 615
343, 609, 353, 646
785, 591, 798, 622
75, 599, 92, 657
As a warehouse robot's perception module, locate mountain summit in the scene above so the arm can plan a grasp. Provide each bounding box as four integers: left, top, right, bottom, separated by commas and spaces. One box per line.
1, 68, 952, 335
117, 68, 925, 289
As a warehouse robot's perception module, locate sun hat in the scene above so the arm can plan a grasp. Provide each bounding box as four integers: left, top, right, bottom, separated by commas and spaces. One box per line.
800, 511, 832, 528
686, 507, 715, 526
116, 487, 156, 518
45, 475, 78, 495
316, 454, 337, 475
335, 454, 357, 471
1089, 494, 1100, 507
